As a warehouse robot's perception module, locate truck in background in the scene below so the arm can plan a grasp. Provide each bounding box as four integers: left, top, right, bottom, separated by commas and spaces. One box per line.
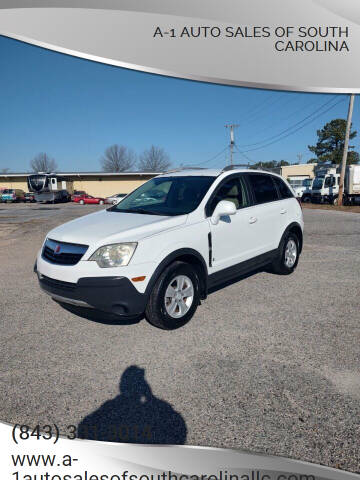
27, 173, 73, 203
292, 178, 313, 203
311, 164, 360, 205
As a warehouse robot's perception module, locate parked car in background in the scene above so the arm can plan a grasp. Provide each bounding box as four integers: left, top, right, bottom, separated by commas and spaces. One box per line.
23, 192, 36, 203
71, 190, 87, 201
1, 189, 25, 203
292, 178, 313, 203
105, 193, 127, 205
73, 194, 105, 205
55, 190, 71, 203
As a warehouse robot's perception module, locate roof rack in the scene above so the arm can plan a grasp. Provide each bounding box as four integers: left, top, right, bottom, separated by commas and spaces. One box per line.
221, 164, 276, 174
222, 164, 251, 172
164, 166, 208, 174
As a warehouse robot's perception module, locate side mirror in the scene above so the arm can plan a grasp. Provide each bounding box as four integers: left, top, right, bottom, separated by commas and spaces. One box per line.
210, 200, 236, 225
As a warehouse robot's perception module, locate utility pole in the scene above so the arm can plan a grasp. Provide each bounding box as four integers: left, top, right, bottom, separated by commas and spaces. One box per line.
338, 94, 355, 206
225, 124, 239, 166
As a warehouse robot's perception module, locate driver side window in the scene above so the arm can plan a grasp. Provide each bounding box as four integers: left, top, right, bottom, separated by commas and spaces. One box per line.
324, 176, 336, 187
208, 176, 248, 216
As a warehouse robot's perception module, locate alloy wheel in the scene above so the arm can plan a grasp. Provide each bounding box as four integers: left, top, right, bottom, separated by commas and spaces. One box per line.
164, 275, 194, 319
284, 238, 297, 268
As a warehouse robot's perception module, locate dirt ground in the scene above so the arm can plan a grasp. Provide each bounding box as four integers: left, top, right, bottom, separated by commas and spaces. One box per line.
303, 203, 360, 214
1, 203, 360, 472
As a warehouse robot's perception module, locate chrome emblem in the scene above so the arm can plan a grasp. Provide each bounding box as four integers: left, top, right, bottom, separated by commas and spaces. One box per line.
54, 245, 61, 254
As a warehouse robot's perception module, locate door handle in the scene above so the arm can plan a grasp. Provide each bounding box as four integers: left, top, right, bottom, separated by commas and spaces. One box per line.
249, 216, 258, 224
280, 209, 287, 214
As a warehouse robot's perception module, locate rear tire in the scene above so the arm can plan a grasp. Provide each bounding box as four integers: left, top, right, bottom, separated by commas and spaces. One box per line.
145, 261, 200, 330
80, 199, 84, 205
99, 200, 104, 205
269, 232, 300, 275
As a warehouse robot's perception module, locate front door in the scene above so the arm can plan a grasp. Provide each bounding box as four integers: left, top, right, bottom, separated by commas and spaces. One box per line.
207, 175, 256, 273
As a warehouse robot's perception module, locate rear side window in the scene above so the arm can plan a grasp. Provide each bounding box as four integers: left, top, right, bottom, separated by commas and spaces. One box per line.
248, 174, 279, 204
273, 176, 294, 199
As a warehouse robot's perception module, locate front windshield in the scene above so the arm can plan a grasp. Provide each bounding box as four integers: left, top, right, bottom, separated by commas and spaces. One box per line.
110, 176, 216, 216
303, 179, 312, 187
312, 177, 324, 189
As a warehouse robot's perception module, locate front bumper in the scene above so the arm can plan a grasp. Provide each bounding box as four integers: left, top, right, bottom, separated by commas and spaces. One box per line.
311, 193, 322, 203
36, 266, 147, 317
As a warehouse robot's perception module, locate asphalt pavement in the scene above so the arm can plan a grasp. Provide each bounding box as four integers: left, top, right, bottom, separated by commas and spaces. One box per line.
0, 203, 359, 472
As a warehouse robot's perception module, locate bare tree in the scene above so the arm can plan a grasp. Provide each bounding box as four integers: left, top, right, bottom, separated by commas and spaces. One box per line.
101, 145, 136, 172
138, 145, 171, 172
30, 153, 57, 172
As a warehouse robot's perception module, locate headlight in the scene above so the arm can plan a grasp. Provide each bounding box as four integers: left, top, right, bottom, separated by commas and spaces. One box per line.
89, 243, 137, 268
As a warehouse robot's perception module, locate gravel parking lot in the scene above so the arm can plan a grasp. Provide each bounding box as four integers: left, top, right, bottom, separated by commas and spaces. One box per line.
0, 203, 359, 472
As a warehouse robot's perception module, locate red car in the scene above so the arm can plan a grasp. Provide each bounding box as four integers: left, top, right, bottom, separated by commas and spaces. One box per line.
71, 190, 87, 202
73, 194, 105, 205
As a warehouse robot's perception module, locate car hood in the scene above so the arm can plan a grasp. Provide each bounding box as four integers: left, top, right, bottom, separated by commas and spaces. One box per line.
47, 209, 188, 246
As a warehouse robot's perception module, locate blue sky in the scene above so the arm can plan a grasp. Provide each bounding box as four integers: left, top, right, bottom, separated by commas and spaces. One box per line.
0, 35, 357, 172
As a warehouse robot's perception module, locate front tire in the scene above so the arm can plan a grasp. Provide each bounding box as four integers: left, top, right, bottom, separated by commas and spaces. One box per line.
99, 200, 104, 205
79, 199, 84, 205
145, 261, 200, 330
269, 232, 300, 275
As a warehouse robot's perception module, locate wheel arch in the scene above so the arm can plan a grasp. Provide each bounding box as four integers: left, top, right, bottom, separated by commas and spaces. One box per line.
280, 222, 303, 254
145, 248, 208, 300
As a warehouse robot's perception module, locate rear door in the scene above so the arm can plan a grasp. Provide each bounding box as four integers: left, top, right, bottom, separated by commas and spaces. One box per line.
272, 175, 297, 230
244, 173, 284, 255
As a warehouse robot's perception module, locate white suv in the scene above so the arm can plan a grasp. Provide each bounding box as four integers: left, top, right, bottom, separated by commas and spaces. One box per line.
35, 168, 304, 329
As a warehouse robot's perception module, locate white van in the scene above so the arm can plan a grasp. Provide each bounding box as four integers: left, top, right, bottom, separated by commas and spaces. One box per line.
35, 167, 304, 329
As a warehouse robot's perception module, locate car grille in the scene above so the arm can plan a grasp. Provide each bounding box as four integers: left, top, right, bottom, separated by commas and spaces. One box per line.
42, 238, 88, 266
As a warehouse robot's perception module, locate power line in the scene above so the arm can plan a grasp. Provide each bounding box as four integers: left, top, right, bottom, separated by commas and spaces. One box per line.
187, 95, 345, 169
239, 95, 338, 148
234, 144, 253, 163
239, 92, 278, 120
244, 93, 288, 125
196, 146, 229, 166
241, 97, 346, 154
243, 94, 331, 140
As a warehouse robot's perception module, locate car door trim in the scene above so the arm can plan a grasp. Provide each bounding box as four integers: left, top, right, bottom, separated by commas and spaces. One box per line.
208, 249, 277, 289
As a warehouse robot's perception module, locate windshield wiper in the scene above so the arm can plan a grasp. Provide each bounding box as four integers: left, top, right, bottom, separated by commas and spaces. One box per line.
112, 208, 164, 216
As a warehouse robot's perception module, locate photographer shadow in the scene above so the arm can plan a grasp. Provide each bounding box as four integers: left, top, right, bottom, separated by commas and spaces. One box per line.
77, 365, 187, 444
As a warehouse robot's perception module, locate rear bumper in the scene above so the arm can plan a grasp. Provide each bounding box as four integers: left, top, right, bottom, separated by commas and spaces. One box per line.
36, 266, 147, 317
